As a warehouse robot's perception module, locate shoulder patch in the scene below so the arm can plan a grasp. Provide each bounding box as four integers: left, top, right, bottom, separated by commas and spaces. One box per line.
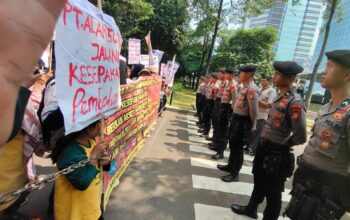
291, 104, 303, 121
248, 90, 255, 99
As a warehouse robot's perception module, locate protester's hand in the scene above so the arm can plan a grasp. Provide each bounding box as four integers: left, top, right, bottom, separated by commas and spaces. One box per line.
21, 73, 41, 89
90, 140, 107, 165
0, 0, 66, 146
98, 151, 111, 166
340, 212, 350, 220
0, 0, 65, 86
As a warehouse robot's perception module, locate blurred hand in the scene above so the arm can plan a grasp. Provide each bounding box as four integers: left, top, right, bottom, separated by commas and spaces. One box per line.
98, 151, 111, 166
0, 0, 65, 145
21, 73, 41, 89
90, 140, 107, 165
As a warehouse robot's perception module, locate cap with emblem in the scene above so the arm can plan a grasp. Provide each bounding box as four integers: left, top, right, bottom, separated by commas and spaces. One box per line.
239, 64, 256, 73
325, 50, 350, 68
225, 67, 236, 74
273, 61, 304, 75
211, 72, 219, 79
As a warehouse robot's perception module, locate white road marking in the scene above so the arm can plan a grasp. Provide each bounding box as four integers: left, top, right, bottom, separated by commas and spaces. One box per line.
192, 175, 291, 202
189, 145, 254, 162
191, 157, 252, 175
194, 203, 290, 220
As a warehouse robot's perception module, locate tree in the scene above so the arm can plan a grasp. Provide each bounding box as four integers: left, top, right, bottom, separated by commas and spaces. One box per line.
211, 27, 277, 78
304, 0, 339, 110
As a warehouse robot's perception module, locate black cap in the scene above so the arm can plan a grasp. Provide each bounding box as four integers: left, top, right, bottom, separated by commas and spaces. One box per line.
273, 61, 304, 75
239, 65, 256, 73
225, 67, 236, 74
261, 75, 272, 81
211, 72, 219, 79
325, 50, 350, 68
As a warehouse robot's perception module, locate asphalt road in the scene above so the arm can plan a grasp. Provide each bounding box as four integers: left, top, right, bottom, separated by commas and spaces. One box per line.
17, 106, 307, 220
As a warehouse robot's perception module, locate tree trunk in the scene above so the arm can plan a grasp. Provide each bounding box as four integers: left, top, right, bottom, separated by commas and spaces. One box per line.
194, 35, 209, 90
305, 0, 337, 110
204, 0, 224, 75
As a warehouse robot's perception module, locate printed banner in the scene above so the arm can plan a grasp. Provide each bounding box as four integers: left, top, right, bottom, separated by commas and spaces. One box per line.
128, 39, 141, 64
160, 63, 168, 77
55, 0, 123, 134
140, 55, 159, 68
165, 61, 180, 87
152, 49, 164, 64
103, 76, 162, 208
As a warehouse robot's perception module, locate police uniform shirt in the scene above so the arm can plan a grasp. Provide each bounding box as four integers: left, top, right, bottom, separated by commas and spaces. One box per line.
202, 82, 210, 96
197, 82, 206, 94
222, 80, 236, 104
261, 89, 307, 146
216, 80, 226, 99
232, 81, 259, 129
303, 97, 350, 176
257, 86, 277, 120
205, 83, 216, 100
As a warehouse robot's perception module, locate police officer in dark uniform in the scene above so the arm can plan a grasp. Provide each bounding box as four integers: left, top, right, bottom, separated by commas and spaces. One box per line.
217, 65, 259, 182
285, 50, 350, 220
231, 61, 307, 220
198, 76, 210, 131
211, 67, 237, 159
200, 73, 219, 138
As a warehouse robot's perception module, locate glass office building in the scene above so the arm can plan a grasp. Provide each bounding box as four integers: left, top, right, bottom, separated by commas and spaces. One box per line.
310, 0, 350, 71
249, 0, 323, 69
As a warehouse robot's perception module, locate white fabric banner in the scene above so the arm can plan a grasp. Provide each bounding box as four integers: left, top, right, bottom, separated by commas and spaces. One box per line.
55, 0, 122, 134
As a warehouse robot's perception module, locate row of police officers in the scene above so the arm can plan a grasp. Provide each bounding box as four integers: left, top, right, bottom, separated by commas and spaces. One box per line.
194, 50, 350, 220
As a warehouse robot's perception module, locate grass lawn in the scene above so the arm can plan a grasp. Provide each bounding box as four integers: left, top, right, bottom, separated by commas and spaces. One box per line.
169, 80, 196, 111
308, 103, 322, 113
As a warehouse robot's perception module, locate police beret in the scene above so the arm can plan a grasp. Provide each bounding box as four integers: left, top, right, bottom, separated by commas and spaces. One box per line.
273, 61, 304, 75
225, 67, 236, 74
325, 50, 350, 68
239, 65, 256, 73
211, 72, 219, 79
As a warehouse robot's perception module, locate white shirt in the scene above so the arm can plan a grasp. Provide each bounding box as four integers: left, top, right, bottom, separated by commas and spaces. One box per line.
257, 86, 277, 120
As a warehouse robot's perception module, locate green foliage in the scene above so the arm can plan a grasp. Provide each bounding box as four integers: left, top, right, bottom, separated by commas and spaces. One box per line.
210, 27, 278, 78
104, 0, 190, 59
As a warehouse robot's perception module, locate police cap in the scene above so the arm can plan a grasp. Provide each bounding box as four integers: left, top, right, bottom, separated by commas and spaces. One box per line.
239, 65, 256, 73
325, 50, 350, 68
273, 61, 304, 75
211, 72, 219, 79
225, 67, 236, 74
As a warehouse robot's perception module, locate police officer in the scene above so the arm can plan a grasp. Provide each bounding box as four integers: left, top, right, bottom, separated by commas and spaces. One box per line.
208, 70, 226, 144
199, 73, 219, 138
217, 65, 259, 182
210, 67, 237, 159
231, 61, 307, 220
196, 76, 208, 127
285, 50, 350, 220
198, 76, 210, 131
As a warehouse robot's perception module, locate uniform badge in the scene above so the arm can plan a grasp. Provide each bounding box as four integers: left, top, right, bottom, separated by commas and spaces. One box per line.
291, 104, 303, 121
320, 129, 332, 149
273, 121, 281, 128
333, 109, 347, 121
273, 112, 283, 120
248, 90, 255, 99
320, 140, 331, 149
230, 85, 236, 92
279, 97, 289, 108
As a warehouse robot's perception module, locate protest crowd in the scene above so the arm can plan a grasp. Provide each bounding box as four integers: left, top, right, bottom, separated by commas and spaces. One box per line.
0, 0, 349, 220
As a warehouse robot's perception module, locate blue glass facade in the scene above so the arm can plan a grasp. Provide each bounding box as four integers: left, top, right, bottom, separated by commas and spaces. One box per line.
310, 0, 350, 71
249, 0, 322, 69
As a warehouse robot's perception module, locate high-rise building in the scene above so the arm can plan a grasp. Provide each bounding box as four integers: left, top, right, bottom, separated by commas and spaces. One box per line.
310, 0, 350, 71
248, 0, 323, 69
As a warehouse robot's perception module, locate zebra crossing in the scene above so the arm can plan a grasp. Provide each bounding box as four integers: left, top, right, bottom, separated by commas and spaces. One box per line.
186, 113, 291, 220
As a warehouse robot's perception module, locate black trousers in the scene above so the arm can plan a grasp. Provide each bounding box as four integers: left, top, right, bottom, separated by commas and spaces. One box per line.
216, 103, 232, 153
198, 95, 206, 124
196, 93, 201, 116
202, 99, 214, 135
227, 114, 252, 175
211, 98, 221, 142
248, 141, 289, 220
249, 119, 265, 154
